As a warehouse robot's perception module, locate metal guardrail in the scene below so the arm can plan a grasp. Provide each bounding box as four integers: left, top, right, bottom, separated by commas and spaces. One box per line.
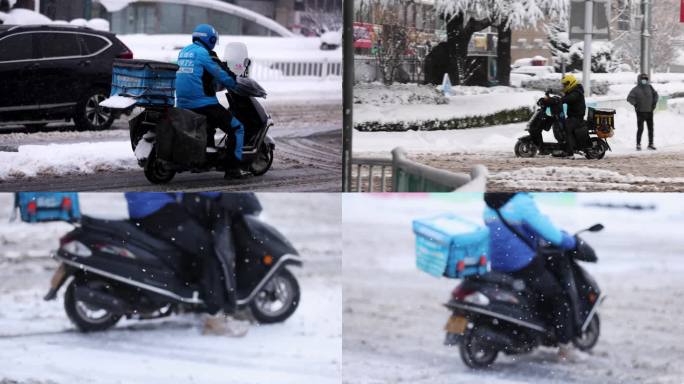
349, 147, 488, 192
251, 59, 342, 81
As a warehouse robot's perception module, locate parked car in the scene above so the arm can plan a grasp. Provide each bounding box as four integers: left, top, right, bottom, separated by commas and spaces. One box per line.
0, 24, 133, 131
320, 30, 341, 50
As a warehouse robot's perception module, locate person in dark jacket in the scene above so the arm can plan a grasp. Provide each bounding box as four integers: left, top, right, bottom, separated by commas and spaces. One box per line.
558, 74, 586, 157
627, 73, 659, 151
176, 24, 249, 179
483, 192, 578, 360
125, 192, 247, 336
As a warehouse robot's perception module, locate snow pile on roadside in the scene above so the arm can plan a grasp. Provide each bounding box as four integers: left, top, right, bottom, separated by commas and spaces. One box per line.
354, 83, 448, 106
0, 141, 136, 180
119, 35, 340, 63
669, 98, 684, 115
490, 166, 684, 191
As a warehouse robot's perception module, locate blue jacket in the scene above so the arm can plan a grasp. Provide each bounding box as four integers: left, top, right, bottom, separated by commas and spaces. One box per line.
125, 192, 221, 219
483, 193, 576, 273
175, 42, 237, 109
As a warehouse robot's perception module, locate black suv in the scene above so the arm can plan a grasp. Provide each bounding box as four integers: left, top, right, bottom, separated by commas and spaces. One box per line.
0, 24, 133, 131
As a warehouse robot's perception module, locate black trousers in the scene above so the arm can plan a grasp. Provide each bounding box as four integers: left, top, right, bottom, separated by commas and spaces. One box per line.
136, 203, 228, 314
636, 112, 654, 145
190, 104, 238, 164
563, 117, 581, 153
511, 255, 573, 344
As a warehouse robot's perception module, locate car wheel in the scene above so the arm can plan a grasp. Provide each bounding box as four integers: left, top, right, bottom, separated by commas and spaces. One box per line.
74, 88, 114, 131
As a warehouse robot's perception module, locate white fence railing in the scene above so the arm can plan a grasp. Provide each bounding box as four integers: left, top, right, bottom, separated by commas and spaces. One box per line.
250, 59, 342, 81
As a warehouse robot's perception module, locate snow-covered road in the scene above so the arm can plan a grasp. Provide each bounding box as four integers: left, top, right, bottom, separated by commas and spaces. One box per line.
342, 193, 684, 384
353, 107, 684, 192
0, 193, 342, 384
0, 102, 341, 191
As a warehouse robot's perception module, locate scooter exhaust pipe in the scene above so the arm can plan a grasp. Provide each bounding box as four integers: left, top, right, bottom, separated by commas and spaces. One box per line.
73, 285, 129, 315
473, 327, 516, 351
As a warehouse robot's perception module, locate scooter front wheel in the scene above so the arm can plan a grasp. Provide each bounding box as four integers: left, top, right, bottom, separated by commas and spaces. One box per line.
64, 279, 122, 332
573, 314, 600, 351
249, 268, 300, 324
514, 139, 538, 158
459, 326, 499, 369
249, 145, 274, 176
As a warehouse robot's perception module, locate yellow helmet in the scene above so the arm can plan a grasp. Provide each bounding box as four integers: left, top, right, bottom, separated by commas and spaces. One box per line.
561, 74, 579, 93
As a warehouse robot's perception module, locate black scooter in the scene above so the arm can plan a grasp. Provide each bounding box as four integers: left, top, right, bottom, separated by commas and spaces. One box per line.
130, 76, 275, 184
514, 91, 613, 160
444, 224, 606, 368
44, 206, 302, 332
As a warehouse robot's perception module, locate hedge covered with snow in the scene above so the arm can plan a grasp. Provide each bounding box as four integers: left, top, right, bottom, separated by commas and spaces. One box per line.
354, 106, 533, 132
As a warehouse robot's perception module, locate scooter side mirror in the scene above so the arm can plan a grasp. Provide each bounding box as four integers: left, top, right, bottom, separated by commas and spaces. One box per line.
588, 223, 604, 232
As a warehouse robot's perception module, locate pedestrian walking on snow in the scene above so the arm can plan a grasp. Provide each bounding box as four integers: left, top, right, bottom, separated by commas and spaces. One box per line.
627, 73, 659, 151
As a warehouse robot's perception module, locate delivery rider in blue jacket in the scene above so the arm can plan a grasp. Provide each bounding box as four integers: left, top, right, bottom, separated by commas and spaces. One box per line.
125, 192, 248, 335
176, 24, 249, 179
483, 192, 577, 360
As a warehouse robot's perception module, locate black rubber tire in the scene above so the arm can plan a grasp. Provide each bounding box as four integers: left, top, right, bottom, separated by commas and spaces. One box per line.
64, 279, 121, 332
584, 138, 607, 160
249, 145, 274, 176
249, 268, 300, 324
459, 326, 499, 369
514, 139, 538, 158
144, 148, 176, 184
73, 88, 115, 131
24, 123, 47, 132
573, 314, 600, 351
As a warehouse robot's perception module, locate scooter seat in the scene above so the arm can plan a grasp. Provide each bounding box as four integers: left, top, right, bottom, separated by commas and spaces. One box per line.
80, 215, 179, 253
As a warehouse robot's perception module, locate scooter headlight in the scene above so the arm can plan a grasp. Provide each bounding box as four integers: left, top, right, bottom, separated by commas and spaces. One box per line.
463, 292, 490, 306
61, 240, 92, 257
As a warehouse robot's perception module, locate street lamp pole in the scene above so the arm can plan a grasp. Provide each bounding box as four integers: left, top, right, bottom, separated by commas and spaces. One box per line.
342, 0, 354, 191
640, 0, 652, 76
582, 0, 593, 96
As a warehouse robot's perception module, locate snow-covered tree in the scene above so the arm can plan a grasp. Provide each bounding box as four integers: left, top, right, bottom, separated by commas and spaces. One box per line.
433, 0, 567, 85
547, 21, 571, 72
567, 41, 615, 73
611, 0, 684, 72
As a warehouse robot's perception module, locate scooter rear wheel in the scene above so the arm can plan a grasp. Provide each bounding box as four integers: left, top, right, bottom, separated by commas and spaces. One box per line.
144, 148, 176, 184
64, 279, 122, 332
514, 139, 538, 158
573, 314, 600, 351
249, 268, 300, 324
584, 138, 607, 160
459, 326, 499, 368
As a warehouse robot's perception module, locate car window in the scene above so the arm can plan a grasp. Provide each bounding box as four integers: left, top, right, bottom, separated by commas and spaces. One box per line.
0, 33, 37, 61
35, 32, 83, 59
81, 34, 108, 54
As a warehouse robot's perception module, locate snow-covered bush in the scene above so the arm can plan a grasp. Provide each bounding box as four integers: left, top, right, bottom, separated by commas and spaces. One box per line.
521, 76, 610, 95
354, 106, 533, 132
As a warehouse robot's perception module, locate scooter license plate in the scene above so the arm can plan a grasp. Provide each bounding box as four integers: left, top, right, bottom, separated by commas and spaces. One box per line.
445, 315, 468, 334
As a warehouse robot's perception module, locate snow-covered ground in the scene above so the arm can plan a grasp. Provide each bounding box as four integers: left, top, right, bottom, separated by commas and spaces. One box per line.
0, 95, 341, 181
354, 75, 684, 126
353, 107, 684, 155
0, 193, 342, 384
342, 193, 684, 384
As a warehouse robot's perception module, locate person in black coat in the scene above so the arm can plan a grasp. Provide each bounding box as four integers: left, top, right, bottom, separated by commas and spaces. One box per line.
627, 73, 659, 150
